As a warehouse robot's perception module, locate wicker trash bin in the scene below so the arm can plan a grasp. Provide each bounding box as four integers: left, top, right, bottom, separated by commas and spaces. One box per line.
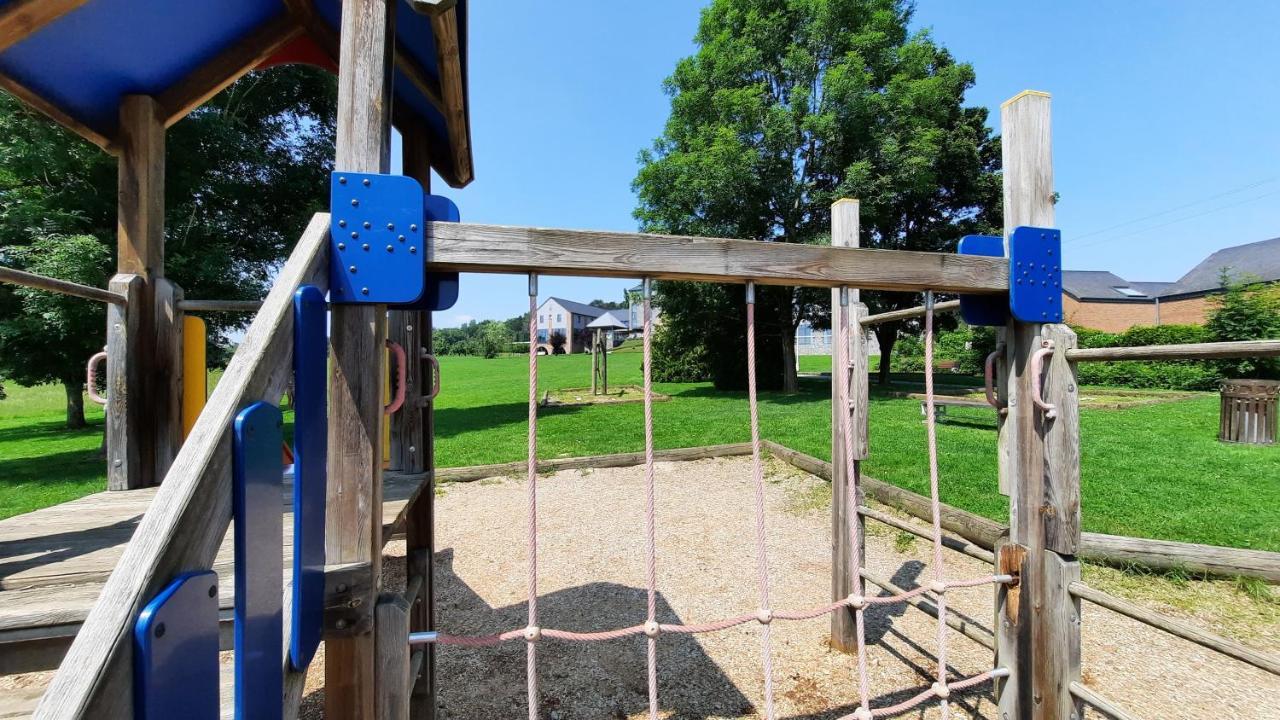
1219, 379, 1279, 444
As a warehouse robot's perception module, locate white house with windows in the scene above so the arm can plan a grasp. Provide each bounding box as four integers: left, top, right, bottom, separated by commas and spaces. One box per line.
535, 297, 616, 354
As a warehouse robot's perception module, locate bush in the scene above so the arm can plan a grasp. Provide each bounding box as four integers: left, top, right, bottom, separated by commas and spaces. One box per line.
890, 323, 996, 374
1073, 323, 1220, 390
1206, 278, 1280, 379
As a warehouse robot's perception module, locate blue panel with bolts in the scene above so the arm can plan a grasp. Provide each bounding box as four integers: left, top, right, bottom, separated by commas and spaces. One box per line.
1009, 226, 1063, 323
134, 570, 220, 720
329, 172, 426, 304
233, 401, 284, 720
394, 194, 461, 312
957, 234, 1008, 327
290, 286, 327, 671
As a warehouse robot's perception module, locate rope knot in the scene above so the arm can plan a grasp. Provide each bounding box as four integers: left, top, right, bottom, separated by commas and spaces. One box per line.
755, 608, 773, 625
852, 706, 873, 720
845, 593, 866, 610
929, 580, 947, 595
932, 681, 950, 699
523, 625, 541, 642
644, 620, 660, 638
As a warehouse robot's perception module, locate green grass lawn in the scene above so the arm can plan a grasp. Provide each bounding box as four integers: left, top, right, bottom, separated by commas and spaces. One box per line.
2, 352, 1277, 552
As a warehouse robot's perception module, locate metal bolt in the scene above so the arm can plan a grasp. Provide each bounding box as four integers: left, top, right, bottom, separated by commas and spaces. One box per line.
361, 287, 369, 295
351, 198, 359, 207
387, 223, 395, 231
363, 222, 371, 230
113, 458, 122, 467
409, 445, 417, 453
337, 243, 346, 251
338, 176, 347, 184
406, 324, 413, 331
336, 583, 349, 593
338, 219, 347, 227
398, 234, 406, 242
386, 245, 394, 252
362, 243, 370, 251
155, 623, 166, 638
409, 246, 417, 254
410, 224, 418, 232
362, 178, 371, 187
335, 619, 348, 630
1067, 383, 1076, 392
209, 585, 217, 598
351, 231, 359, 239
349, 265, 357, 273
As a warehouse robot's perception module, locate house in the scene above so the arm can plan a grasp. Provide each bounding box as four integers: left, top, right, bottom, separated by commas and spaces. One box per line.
624, 283, 662, 337
1063, 236, 1280, 332
535, 298, 616, 354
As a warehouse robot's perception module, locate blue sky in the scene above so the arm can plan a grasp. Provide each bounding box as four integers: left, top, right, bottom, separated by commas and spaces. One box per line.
396, 1, 1280, 327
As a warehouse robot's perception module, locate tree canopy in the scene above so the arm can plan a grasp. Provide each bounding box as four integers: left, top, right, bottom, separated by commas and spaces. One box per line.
0, 67, 337, 426
634, 0, 1001, 388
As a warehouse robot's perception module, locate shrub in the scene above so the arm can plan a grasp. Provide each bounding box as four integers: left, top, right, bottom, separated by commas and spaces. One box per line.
1073, 323, 1220, 390
1206, 277, 1280, 379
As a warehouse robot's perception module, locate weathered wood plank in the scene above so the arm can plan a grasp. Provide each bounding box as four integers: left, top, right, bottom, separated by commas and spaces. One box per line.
857, 505, 995, 565
1068, 682, 1141, 720
176, 299, 263, 313
860, 299, 960, 326
425, 5, 472, 187
376, 595, 412, 720
829, 198, 860, 653
326, 0, 396, 717
1033, 552, 1082, 720
33, 213, 330, 719
1066, 339, 1280, 362
0, 0, 88, 53
426, 222, 1010, 293
105, 275, 144, 491
1041, 324, 1080, 555
152, 279, 184, 483
0, 267, 126, 305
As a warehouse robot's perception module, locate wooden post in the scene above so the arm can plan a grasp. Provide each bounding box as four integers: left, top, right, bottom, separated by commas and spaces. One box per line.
105, 275, 143, 491
829, 198, 867, 652
591, 329, 599, 395
397, 123, 437, 720
995, 90, 1083, 720
326, 1, 395, 718
113, 94, 177, 489
376, 593, 412, 720
153, 278, 183, 480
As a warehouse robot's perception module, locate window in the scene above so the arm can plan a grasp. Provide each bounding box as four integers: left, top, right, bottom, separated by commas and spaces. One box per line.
1113, 287, 1146, 298
537, 329, 548, 342
557, 313, 563, 323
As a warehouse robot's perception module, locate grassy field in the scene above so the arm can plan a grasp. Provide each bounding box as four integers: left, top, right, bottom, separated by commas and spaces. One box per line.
2, 353, 1278, 552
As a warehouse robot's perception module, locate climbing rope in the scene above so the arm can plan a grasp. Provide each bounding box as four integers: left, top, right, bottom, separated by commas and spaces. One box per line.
415, 283, 1012, 719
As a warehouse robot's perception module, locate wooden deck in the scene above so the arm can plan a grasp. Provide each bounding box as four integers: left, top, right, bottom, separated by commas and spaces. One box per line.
0, 469, 431, 680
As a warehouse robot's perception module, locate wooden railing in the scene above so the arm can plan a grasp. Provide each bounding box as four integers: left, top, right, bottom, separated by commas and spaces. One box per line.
34, 213, 331, 719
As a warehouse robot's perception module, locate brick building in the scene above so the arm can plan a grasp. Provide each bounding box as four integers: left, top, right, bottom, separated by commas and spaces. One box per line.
1063, 236, 1280, 332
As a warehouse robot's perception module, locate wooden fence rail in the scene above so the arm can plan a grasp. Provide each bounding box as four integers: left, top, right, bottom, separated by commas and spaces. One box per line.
0, 266, 128, 305
1066, 339, 1280, 362
860, 299, 960, 326
1069, 682, 1140, 720
176, 299, 264, 313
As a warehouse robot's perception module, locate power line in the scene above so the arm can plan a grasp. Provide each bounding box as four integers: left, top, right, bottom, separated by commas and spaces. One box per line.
1073, 187, 1280, 251
1066, 177, 1276, 244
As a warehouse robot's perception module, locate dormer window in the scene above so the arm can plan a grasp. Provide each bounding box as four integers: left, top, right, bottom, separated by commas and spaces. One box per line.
1113, 287, 1146, 297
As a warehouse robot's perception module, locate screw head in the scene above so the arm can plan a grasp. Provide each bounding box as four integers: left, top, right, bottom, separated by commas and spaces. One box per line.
351, 198, 359, 207
351, 231, 358, 239
361, 287, 369, 295
362, 178, 371, 187
336, 619, 348, 630
410, 224, 418, 232
386, 245, 394, 252
209, 585, 217, 598
338, 243, 346, 251
398, 234, 406, 242
362, 243, 370, 251
155, 623, 167, 638
338, 219, 347, 227
409, 246, 417, 254
338, 176, 347, 184
349, 265, 357, 273
363, 221, 372, 230
387, 223, 395, 231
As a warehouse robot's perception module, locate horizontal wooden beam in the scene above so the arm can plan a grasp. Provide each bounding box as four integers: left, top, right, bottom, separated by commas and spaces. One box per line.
0, 0, 88, 53
177, 299, 263, 313
1069, 581, 1280, 677
1066, 339, 1280, 362
859, 568, 995, 651
861, 299, 961, 326
158, 15, 303, 127
426, 223, 1010, 293
1069, 682, 1140, 720
0, 266, 127, 304
0, 71, 113, 152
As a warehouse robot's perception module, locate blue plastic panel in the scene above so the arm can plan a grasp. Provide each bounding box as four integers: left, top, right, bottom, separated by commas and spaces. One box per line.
1009, 226, 1063, 323
394, 194, 460, 311
134, 571, 220, 720
957, 234, 1008, 327
330, 172, 426, 304
233, 402, 284, 719
290, 287, 327, 670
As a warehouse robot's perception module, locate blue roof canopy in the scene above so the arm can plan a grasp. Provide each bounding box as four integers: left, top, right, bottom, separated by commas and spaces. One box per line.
0, 0, 472, 186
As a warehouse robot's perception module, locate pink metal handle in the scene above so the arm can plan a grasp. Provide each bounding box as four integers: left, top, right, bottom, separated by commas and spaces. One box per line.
86, 349, 108, 406
1030, 340, 1058, 419
422, 352, 441, 403
983, 347, 1008, 415
384, 339, 407, 415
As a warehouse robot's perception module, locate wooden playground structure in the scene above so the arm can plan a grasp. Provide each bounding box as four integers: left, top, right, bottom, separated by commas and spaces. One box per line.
0, 2, 1279, 719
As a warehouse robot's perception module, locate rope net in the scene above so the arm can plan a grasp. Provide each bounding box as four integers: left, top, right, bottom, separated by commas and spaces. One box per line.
427, 281, 1008, 719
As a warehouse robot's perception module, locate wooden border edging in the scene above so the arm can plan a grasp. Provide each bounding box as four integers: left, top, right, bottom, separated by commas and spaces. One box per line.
436, 443, 753, 484
1070, 581, 1280, 676
1069, 682, 1140, 720
0, 266, 127, 305
760, 440, 1280, 582
860, 299, 961, 326
1066, 339, 1280, 362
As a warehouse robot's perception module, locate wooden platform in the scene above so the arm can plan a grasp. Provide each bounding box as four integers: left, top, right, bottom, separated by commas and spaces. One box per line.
0, 469, 431, 679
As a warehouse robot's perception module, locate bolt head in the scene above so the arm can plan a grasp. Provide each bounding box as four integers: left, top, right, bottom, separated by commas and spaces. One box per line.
336, 619, 348, 630
349, 265, 357, 273
361, 287, 369, 295
386, 245, 394, 252
338, 176, 347, 184
409, 246, 417, 254
362, 178, 371, 187
351, 231, 359, 239
387, 223, 395, 231
410, 224, 418, 232
363, 222, 372, 230
362, 243, 370, 251
338, 243, 346, 251
351, 199, 359, 207
338, 219, 347, 227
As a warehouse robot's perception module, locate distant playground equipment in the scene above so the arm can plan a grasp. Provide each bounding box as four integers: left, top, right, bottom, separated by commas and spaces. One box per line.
0, 5, 1278, 720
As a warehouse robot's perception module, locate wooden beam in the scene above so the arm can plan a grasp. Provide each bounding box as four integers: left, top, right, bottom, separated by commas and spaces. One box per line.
33, 214, 330, 719
177, 299, 263, 313
425, 6, 472, 186
283, 0, 340, 60
0, 71, 114, 152
105, 275, 144, 491
152, 279, 185, 483
1066, 339, 1280, 362
860, 299, 961, 326
859, 569, 995, 652
426, 222, 1010, 293
327, 0, 396, 717
158, 15, 303, 127
375, 595, 412, 720
0, 0, 89, 53
0, 267, 127, 304
1069, 682, 1141, 720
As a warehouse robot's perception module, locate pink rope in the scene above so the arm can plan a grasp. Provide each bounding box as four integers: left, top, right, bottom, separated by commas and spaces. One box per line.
922, 293, 950, 718
838, 294, 873, 711
526, 286, 540, 720
745, 289, 777, 719
642, 282, 659, 719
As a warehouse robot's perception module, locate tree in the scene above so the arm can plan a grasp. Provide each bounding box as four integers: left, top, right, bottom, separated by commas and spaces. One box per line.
1206, 275, 1280, 380
588, 299, 627, 310
634, 0, 1000, 390
0, 67, 336, 425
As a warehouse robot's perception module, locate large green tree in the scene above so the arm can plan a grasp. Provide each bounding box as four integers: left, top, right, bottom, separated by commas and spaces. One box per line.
634, 0, 1001, 389
0, 66, 337, 426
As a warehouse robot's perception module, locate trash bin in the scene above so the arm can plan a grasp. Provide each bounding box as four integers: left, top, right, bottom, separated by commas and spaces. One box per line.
1219, 379, 1279, 444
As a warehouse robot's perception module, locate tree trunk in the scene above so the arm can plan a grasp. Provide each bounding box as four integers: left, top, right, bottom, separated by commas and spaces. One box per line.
781, 335, 798, 394
64, 379, 86, 429
876, 326, 898, 386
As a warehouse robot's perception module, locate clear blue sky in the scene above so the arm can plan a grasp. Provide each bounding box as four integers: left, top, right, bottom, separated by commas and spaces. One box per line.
395, 1, 1280, 328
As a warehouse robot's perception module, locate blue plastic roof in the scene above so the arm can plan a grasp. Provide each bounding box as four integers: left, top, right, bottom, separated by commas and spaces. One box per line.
0, 0, 469, 183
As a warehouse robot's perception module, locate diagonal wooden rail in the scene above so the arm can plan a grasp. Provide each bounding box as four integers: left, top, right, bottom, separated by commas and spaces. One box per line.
0, 266, 127, 305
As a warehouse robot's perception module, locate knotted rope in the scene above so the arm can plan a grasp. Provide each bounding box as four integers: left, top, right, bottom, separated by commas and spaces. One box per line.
745, 283, 777, 719
525, 275, 540, 720
642, 279, 660, 719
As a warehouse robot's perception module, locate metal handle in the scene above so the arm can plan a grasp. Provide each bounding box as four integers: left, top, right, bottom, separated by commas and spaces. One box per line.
86, 348, 108, 406
984, 346, 1008, 415
1030, 340, 1058, 419
422, 352, 441, 404
384, 339, 407, 415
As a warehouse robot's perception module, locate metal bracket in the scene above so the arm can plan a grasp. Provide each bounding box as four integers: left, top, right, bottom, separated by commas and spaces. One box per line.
324, 561, 375, 636
330, 172, 426, 304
